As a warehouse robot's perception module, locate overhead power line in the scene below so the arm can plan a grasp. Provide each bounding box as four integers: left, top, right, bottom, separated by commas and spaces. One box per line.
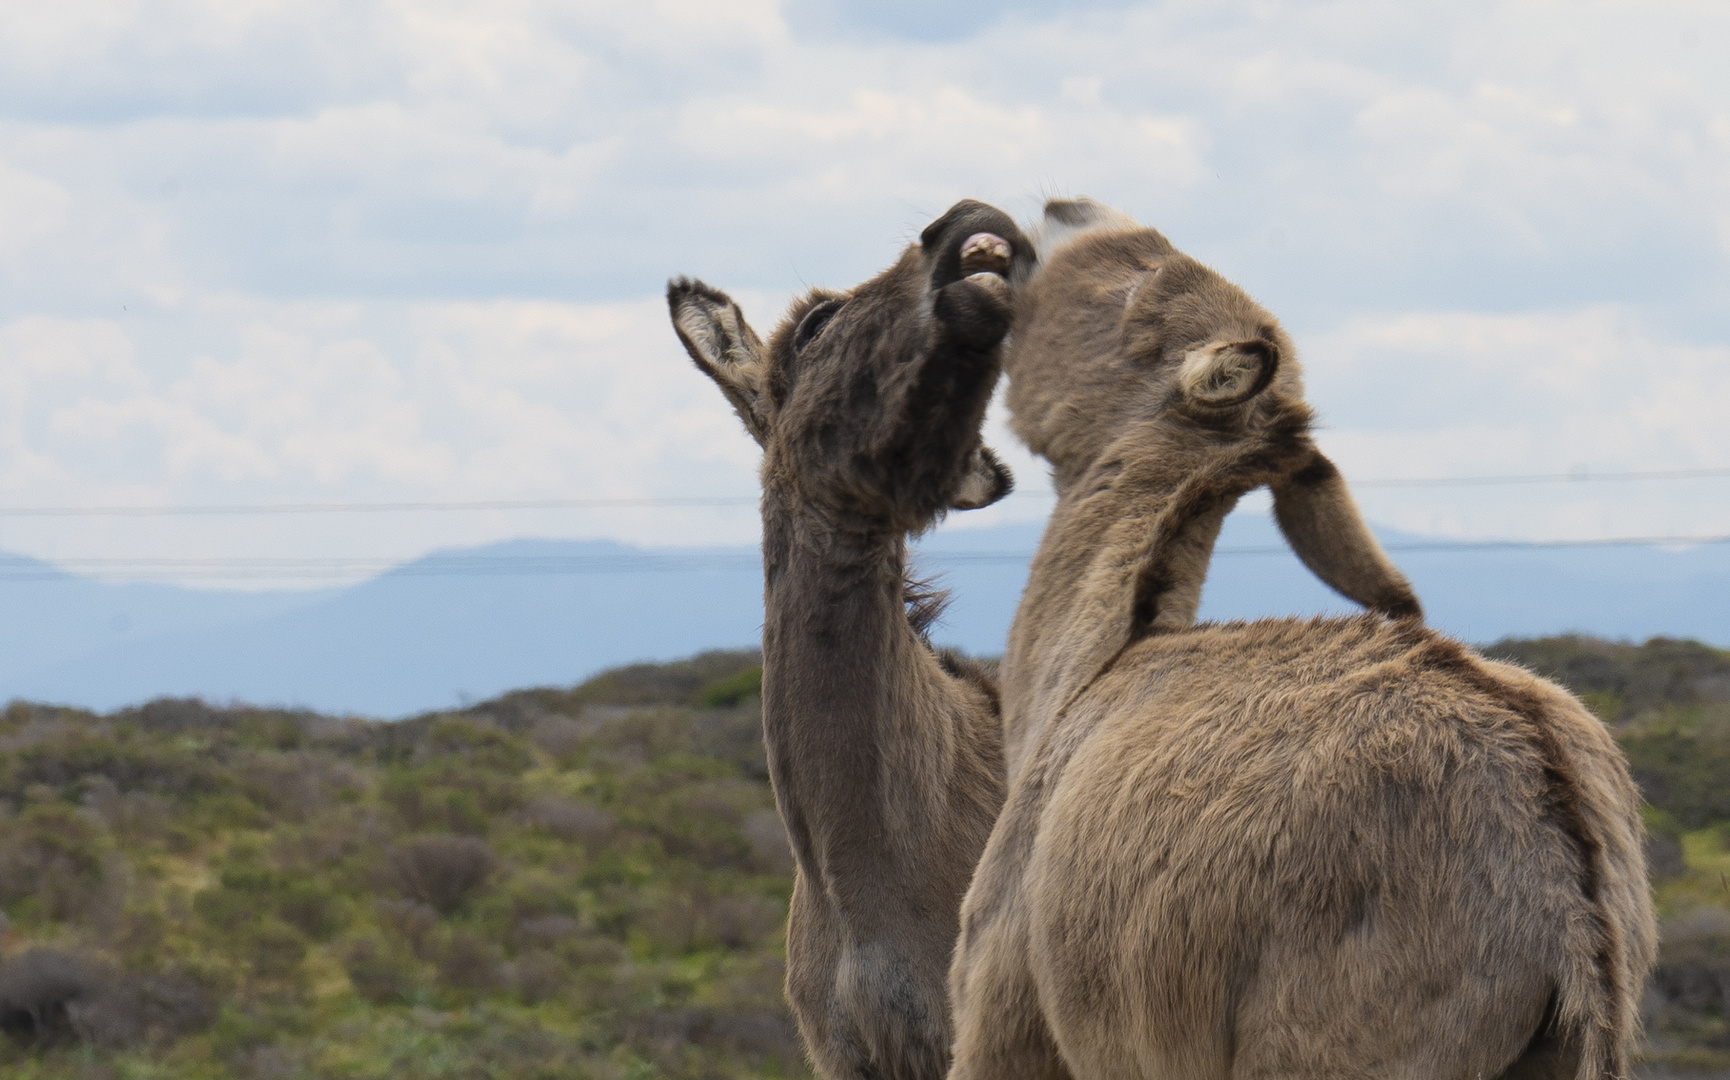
1349, 467, 1730, 488
933, 534, 1730, 561
1212, 535, 1730, 555
3, 534, 1726, 583
0, 467, 1726, 518
0, 496, 761, 518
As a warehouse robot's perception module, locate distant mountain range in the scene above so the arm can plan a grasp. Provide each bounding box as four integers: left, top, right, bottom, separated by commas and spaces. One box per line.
3, 512, 1726, 717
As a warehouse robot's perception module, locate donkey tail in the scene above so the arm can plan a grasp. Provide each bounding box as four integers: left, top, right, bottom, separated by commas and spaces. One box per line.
1459, 653, 1657, 1080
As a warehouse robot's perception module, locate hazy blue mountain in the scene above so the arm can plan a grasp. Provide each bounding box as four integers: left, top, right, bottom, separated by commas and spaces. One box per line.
2, 512, 1726, 717
3, 540, 763, 718
0, 552, 331, 684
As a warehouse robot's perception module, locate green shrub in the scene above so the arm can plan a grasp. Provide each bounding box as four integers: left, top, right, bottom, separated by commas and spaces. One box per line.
424, 718, 534, 774
1485, 635, 1730, 720
80, 779, 171, 845
436, 929, 499, 996
0, 950, 211, 1052
0, 948, 109, 1047
699, 667, 762, 709
384, 835, 497, 915
0, 803, 112, 923
237, 750, 358, 822
383, 760, 521, 836
571, 649, 762, 707
697, 892, 785, 950
195, 792, 268, 830
374, 898, 441, 960
275, 880, 348, 941
501, 949, 569, 1005
1619, 705, 1730, 830
341, 937, 420, 1006
198, 858, 340, 938
6, 733, 228, 805
246, 920, 309, 983
1653, 908, 1730, 1013
522, 796, 614, 845
194, 886, 258, 934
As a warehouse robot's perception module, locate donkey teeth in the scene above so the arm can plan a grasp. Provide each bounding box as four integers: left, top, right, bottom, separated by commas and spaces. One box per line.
964, 271, 1009, 300
959, 232, 1012, 275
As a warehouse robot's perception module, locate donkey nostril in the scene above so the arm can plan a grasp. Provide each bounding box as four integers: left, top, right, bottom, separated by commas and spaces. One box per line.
960, 232, 1012, 275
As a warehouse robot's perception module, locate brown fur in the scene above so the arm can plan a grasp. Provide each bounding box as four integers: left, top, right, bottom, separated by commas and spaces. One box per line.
947, 199, 1656, 1080
667, 200, 1034, 1080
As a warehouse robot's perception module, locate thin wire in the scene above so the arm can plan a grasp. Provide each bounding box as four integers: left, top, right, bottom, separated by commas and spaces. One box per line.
2, 534, 1725, 582
0, 496, 762, 518
1215, 535, 1730, 555
0, 467, 1725, 517
1349, 467, 1730, 488
931, 534, 1730, 561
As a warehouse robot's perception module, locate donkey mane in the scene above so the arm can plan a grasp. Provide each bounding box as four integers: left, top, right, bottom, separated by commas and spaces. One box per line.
903, 575, 952, 640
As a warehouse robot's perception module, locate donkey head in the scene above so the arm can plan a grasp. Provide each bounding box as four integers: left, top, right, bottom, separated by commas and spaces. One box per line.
669, 200, 1034, 534
1008, 196, 1421, 620
1006, 199, 1300, 481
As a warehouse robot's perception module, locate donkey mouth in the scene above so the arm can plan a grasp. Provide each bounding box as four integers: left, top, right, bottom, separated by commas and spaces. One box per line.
959, 233, 1012, 300
960, 232, 1013, 275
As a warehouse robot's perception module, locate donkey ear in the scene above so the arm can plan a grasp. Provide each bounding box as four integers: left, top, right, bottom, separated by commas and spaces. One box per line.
667, 277, 770, 447
1177, 338, 1279, 409
1270, 450, 1423, 620
950, 445, 1014, 510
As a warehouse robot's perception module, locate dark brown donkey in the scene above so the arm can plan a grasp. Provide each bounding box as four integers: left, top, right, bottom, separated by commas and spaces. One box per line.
667, 201, 1032, 1080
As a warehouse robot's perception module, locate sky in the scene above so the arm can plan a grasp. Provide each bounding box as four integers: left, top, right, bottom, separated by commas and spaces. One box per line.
0, 0, 1726, 588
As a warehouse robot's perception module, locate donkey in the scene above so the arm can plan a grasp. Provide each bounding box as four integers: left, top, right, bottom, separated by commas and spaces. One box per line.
946, 199, 1656, 1080
667, 201, 1034, 1080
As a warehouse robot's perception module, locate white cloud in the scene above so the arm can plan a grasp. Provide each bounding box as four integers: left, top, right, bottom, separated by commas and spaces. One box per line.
0, 294, 768, 579
0, 0, 1724, 583
4, 0, 1724, 305
0, 160, 71, 259
1302, 307, 1730, 540
676, 85, 1204, 209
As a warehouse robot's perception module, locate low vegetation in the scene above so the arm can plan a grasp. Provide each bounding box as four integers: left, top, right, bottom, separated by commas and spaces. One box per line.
0, 648, 797, 1079
0, 636, 1727, 1077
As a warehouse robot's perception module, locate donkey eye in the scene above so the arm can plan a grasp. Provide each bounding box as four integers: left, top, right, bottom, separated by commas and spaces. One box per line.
794, 300, 844, 351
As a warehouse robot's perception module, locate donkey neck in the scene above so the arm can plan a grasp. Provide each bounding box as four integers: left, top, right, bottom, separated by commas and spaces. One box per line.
756, 486, 974, 909
1000, 408, 1309, 773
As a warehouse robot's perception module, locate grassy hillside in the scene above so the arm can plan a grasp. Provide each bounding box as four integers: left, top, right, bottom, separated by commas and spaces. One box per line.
0, 649, 799, 1080
2, 636, 1729, 1077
